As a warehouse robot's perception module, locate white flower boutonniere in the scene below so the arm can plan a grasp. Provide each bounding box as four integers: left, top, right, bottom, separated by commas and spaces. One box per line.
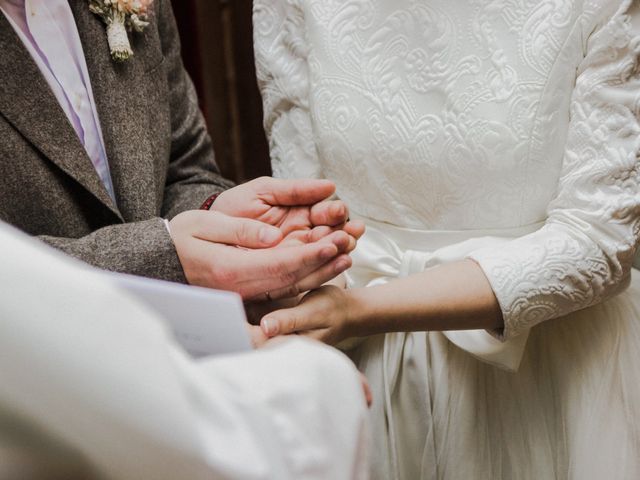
89, 0, 154, 62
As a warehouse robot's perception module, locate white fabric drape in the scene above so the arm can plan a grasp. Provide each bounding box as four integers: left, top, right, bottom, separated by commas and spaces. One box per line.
0, 223, 369, 480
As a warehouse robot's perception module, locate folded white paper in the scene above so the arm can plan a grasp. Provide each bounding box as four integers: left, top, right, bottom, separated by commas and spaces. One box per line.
111, 273, 252, 358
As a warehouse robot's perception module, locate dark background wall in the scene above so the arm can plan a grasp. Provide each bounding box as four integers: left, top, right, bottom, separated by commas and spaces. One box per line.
170, 0, 271, 183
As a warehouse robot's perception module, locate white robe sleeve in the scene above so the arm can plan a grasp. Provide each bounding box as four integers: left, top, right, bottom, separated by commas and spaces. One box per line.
469, 2, 640, 340
0, 222, 369, 480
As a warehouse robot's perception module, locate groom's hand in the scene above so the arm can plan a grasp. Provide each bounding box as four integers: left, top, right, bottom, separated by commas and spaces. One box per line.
210, 177, 365, 240
169, 210, 353, 300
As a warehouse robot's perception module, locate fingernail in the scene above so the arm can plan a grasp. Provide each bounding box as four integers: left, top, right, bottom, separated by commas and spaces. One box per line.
262, 318, 278, 336
332, 203, 345, 218
260, 227, 281, 245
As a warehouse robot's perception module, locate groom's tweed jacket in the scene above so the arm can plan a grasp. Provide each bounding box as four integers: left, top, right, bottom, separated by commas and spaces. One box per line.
0, 0, 233, 282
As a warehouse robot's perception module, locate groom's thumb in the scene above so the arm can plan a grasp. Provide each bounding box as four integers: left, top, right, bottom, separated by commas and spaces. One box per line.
195, 211, 283, 248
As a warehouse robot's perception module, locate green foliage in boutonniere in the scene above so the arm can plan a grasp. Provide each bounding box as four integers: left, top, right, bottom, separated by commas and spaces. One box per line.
89, 0, 154, 62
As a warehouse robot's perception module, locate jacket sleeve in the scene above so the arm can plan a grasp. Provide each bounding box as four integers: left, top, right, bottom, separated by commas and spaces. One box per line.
36, 0, 235, 282
469, 2, 640, 340
157, 0, 234, 219
38, 218, 187, 282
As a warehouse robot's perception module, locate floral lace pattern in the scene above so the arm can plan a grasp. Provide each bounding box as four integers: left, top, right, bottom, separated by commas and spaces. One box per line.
254, 0, 640, 339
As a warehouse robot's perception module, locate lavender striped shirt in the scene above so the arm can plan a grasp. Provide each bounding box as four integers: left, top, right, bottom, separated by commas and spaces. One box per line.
0, 0, 115, 201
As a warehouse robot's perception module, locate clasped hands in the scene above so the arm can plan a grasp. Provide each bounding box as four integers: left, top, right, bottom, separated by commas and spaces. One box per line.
169, 177, 364, 302
170, 177, 370, 405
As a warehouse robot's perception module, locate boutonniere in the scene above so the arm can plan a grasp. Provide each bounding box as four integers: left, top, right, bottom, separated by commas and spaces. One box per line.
89, 0, 154, 62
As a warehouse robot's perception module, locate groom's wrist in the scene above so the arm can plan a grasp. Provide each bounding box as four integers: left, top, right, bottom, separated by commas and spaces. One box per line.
200, 193, 221, 210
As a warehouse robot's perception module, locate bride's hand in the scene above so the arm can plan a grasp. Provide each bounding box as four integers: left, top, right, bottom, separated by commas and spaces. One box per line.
245, 296, 301, 325
246, 274, 349, 325
259, 285, 357, 345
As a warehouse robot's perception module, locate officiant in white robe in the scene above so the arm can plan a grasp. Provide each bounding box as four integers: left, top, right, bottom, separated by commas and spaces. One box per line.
0, 222, 370, 480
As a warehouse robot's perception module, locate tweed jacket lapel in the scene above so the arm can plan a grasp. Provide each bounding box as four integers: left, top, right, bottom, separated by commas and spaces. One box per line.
69, 0, 158, 222
0, 12, 120, 217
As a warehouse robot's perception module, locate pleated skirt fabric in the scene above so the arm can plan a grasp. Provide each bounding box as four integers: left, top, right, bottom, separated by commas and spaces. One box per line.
349, 271, 640, 480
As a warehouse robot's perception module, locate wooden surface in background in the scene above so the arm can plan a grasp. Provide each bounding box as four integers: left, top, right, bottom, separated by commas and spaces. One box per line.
171, 0, 271, 183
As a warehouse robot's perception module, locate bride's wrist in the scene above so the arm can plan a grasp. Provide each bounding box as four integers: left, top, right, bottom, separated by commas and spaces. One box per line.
343, 288, 375, 338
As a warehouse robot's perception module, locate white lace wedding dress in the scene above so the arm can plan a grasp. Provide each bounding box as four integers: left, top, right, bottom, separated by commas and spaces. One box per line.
254, 1, 640, 478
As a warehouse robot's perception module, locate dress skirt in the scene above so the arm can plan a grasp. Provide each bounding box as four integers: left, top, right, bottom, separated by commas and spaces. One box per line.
346, 219, 640, 480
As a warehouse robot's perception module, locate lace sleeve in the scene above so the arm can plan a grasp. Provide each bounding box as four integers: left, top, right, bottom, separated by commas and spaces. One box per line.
469, 2, 640, 340
253, 0, 322, 180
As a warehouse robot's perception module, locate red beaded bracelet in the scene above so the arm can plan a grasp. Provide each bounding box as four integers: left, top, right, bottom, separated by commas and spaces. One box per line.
200, 192, 221, 210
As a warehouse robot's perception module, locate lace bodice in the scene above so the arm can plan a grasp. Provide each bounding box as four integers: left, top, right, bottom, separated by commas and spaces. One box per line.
254, 0, 640, 338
